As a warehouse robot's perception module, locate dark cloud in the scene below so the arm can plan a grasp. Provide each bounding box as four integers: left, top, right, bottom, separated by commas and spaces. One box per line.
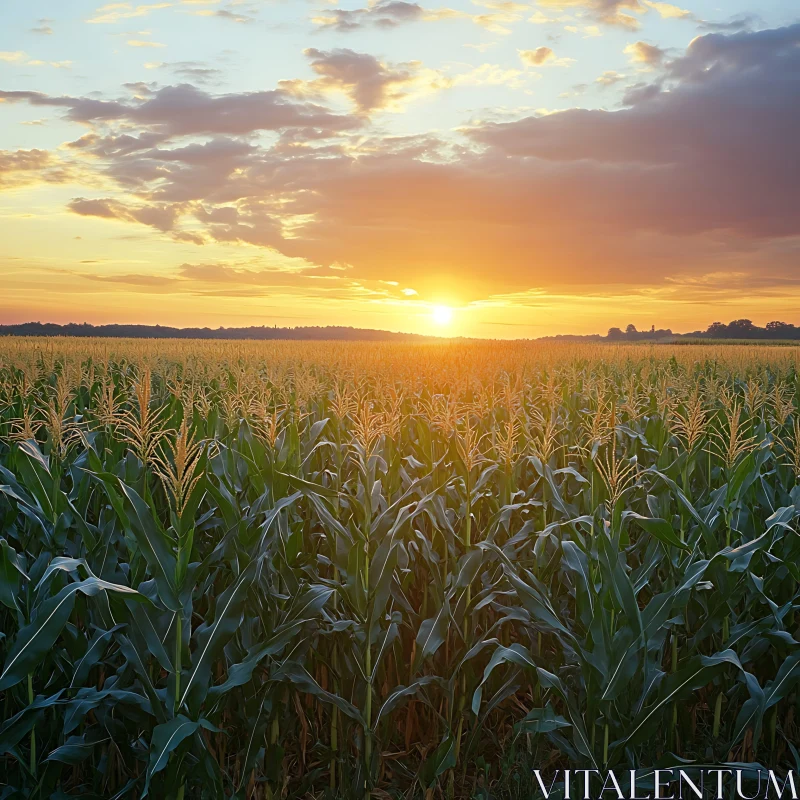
540, 0, 644, 29
154, 62, 224, 85
115, 138, 259, 201
68, 197, 183, 232
313, 1, 424, 33
665, 22, 799, 81
186, 24, 799, 291
5, 23, 799, 303
0, 83, 361, 137
66, 131, 168, 157
467, 22, 800, 231
282, 48, 435, 114
68, 197, 120, 219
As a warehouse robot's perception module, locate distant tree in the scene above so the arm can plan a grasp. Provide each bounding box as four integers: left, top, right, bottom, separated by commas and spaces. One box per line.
607, 327, 624, 340
625, 324, 638, 335
706, 321, 728, 338
727, 319, 758, 338
765, 321, 798, 340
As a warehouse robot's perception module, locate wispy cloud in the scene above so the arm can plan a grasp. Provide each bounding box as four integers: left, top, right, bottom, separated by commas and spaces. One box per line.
0, 51, 72, 68
127, 39, 166, 47
642, 0, 691, 19
31, 18, 55, 35
537, 0, 644, 30
595, 69, 626, 86
87, 3, 172, 24
624, 40, 667, 66
519, 47, 575, 67
0, 51, 28, 63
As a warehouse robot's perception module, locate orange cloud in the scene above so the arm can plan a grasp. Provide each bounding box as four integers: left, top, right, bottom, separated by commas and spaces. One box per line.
280, 49, 445, 114
3, 22, 799, 319
624, 40, 666, 65
0, 149, 74, 189
538, 0, 644, 29
519, 47, 555, 66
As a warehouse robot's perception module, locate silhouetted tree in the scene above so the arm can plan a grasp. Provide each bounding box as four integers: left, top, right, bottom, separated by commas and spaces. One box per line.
728, 319, 758, 338
707, 322, 728, 337
765, 321, 796, 339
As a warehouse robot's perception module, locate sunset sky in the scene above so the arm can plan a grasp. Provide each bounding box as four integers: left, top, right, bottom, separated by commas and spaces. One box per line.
1, 1, 798, 337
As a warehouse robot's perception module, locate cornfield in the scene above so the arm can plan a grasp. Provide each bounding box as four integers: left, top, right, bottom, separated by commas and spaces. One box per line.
1, 337, 800, 799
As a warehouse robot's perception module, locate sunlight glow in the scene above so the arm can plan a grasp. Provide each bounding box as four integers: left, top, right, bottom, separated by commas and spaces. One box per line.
432, 305, 453, 326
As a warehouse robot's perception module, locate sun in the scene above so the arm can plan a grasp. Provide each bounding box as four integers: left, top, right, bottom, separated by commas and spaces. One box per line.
432, 305, 453, 326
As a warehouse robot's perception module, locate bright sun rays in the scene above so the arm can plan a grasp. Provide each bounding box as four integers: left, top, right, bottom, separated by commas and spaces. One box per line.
431, 305, 453, 326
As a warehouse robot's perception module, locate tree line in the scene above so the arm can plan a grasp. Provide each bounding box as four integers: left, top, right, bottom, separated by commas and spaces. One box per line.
606, 320, 800, 341
0, 322, 431, 341
545, 320, 800, 342
1, 319, 798, 342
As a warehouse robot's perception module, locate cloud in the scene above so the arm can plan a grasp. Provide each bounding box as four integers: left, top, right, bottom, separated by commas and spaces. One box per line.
1, 51, 72, 69
642, 1, 690, 19
664, 22, 800, 81
464, 42, 498, 53
87, 3, 173, 24
0, 149, 74, 189
190, 5, 258, 24
595, 70, 626, 86
159, 23, 798, 295
448, 64, 526, 89
311, 1, 523, 35
0, 149, 49, 179
30, 60, 73, 69
624, 41, 666, 65
31, 19, 55, 35
519, 47, 575, 68
177, 261, 340, 286
70, 258, 419, 303
537, 0, 644, 29
560, 83, 589, 98
84, 272, 178, 288
0, 83, 362, 137
146, 61, 223, 84
4, 22, 799, 307
127, 39, 166, 47
281, 48, 444, 114
697, 15, 759, 34
463, 24, 800, 239
519, 47, 554, 66
311, 1, 424, 32
68, 196, 183, 232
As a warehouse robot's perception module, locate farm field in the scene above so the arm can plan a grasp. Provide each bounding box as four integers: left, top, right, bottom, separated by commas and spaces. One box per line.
1, 337, 800, 799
